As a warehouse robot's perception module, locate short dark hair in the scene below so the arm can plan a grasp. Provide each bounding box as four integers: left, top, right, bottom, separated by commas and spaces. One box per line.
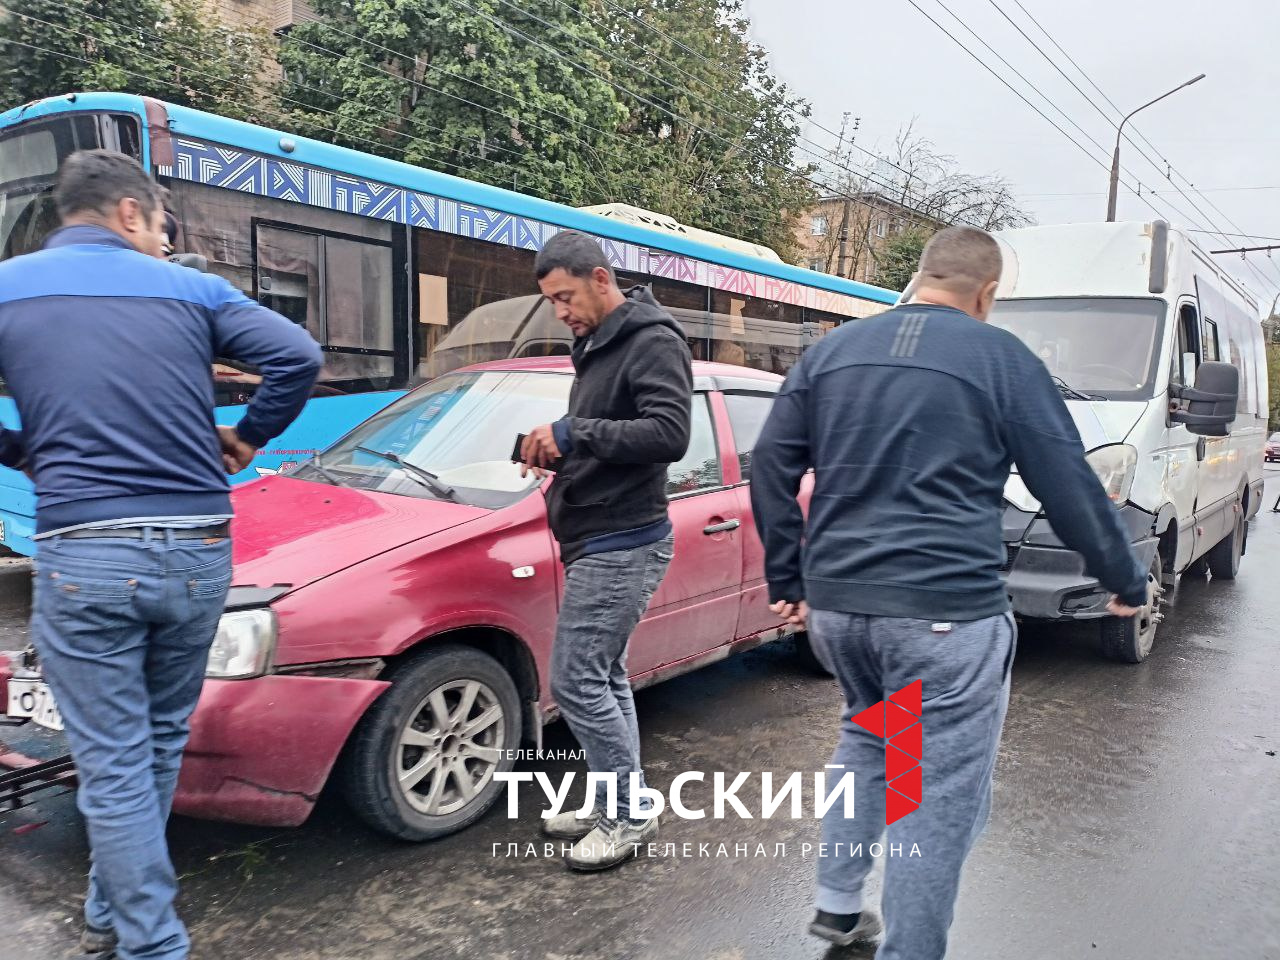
54, 150, 164, 222
534, 230, 615, 282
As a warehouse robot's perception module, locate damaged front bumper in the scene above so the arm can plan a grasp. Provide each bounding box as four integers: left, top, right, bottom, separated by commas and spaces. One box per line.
175, 674, 388, 827
1000, 504, 1160, 621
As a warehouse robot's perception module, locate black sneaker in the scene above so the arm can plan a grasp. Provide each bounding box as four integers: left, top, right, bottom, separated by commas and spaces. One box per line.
808, 908, 883, 947
79, 923, 117, 954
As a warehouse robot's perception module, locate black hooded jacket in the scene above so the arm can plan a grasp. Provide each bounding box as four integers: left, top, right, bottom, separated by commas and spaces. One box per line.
547, 286, 693, 558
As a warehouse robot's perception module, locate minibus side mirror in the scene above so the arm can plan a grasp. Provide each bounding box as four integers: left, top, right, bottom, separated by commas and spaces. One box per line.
1169, 360, 1238, 436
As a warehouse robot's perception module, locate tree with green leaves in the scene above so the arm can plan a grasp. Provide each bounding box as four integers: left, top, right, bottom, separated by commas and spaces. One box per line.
875, 226, 930, 293
278, 0, 629, 207
278, 0, 814, 256
0, 0, 279, 122
598, 0, 816, 259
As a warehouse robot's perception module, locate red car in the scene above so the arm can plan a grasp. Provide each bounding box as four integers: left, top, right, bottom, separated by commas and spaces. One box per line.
1266, 433, 1279, 463
129, 358, 811, 840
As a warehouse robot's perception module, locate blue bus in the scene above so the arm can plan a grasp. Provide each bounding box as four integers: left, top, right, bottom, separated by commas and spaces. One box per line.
0, 92, 897, 555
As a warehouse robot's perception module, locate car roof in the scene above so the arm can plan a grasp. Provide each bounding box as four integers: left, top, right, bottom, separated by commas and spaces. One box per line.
454, 357, 784, 390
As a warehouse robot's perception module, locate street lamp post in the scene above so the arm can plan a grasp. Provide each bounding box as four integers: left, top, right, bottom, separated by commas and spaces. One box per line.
1106, 73, 1206, 222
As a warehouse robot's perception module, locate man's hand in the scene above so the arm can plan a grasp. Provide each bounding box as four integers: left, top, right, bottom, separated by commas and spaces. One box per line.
217, 425, 257, 474
769, 599, 809, 628
520, 424, 561, 471
1106, 596, 1141, 617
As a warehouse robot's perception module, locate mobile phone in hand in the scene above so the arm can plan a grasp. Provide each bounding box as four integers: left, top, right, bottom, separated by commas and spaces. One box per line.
511, 433, 527, 463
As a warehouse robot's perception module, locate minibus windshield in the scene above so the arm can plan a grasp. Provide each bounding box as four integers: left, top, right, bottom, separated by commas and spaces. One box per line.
989, 297, 1165, 401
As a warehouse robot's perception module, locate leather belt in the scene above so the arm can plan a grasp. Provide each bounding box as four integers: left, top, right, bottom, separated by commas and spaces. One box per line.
58, 523, 231, 541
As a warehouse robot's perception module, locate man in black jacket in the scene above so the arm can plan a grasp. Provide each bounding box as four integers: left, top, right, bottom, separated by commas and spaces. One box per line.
520, 230, 692, 871
751, 226, 1146, 957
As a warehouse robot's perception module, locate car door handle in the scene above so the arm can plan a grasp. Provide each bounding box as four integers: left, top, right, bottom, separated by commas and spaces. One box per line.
703, 519, 741, 535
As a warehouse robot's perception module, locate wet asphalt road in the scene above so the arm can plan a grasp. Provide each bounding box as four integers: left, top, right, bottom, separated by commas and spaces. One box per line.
1, 473, 1278, 960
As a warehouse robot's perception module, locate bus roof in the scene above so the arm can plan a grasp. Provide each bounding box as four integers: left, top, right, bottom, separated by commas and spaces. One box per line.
1, 92, 897, 308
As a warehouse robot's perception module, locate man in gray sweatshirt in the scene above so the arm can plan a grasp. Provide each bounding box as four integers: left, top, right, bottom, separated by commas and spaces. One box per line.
752, 226, 1145, 958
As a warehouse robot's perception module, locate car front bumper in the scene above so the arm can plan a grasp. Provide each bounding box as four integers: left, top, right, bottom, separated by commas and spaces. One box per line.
174, 674, 389, 827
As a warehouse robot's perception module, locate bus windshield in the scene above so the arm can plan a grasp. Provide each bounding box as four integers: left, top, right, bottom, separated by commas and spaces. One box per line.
0, 113, 123, 259
989, 297, 1166, 400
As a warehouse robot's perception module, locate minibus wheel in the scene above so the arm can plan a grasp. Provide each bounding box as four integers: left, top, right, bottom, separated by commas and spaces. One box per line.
1205, 513, 1243, 580
1101, 552, 1163, 663
342, 644, 522, 840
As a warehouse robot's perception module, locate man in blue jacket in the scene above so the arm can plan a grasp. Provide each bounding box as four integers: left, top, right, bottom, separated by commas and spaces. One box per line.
0, 151, 322, 960
751, 226, 1147, 959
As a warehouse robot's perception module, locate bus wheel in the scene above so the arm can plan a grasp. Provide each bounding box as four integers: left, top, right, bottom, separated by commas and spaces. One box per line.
1206, 513, 1243, 580
342, 645, 521, 841
1101, 553, 1163, 663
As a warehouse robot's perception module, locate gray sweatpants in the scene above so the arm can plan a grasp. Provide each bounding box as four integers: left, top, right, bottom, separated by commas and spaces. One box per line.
808, 609, 1016, 960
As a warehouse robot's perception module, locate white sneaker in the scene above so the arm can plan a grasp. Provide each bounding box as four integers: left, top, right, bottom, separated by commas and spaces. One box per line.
564, 816, 659, 871
541, 807, 602, 840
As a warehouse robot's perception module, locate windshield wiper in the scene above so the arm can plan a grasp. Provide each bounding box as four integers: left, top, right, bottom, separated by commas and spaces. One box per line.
355, 446, 456, 501
1051, 375, 1105, 402
307, 452, 343, 486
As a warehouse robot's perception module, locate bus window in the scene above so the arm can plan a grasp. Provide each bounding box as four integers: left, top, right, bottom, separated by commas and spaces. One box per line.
709, 290, 804, 375
414, 231, 542, 379
255, 223, 396, 384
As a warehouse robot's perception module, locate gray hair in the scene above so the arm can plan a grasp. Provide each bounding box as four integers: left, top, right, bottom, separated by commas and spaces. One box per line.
917, 226, 1003, 294
54, 150, 164, 222
535, 230, 616, 282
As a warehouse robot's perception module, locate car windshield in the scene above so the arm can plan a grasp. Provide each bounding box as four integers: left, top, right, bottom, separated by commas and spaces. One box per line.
989, 297, 1165, 400
291, 370, 572, 507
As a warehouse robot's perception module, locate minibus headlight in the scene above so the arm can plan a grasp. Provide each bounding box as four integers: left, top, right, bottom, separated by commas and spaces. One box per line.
1085, 444, 1137, 505
206, 609, 276, 679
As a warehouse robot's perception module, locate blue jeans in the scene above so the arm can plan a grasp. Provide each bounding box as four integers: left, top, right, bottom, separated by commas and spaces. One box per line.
808, 610, 1015, 960
550, 536, 673, 820
32, 531, 232, 960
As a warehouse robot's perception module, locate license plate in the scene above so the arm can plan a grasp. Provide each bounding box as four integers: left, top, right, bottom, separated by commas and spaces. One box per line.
6, 678, 64, 731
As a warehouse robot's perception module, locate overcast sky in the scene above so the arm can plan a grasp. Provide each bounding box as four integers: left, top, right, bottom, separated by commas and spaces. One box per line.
742, 0, 1280, 310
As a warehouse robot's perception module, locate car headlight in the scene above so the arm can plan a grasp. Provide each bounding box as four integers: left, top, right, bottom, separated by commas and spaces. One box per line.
206, 609, 276, 679
1085, 444, 1137, 505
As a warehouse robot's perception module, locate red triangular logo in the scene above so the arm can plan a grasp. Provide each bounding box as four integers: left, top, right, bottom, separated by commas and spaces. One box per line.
889, 765, 922, 803
850, 701, 884, 737
890, 722, 921, 761
885, 787, 919, 825
889, 680, 922, 717
885, 743, 917, 782
884, 701, 918, 739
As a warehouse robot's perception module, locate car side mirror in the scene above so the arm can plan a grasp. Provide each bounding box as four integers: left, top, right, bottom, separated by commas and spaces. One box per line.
1169, 360, 1238, 436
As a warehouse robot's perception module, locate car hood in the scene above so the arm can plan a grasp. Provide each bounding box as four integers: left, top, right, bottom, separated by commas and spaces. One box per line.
1004, 399, 1150, 513
230, 477, 488, 591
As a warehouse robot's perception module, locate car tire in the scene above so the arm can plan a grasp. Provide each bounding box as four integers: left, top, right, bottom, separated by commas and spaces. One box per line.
1100, 552, 1163, 663
1184, 555, 1209, 578
341, 644, 522, 841
1205, 512, 1243, 580
792, 630, 832, 675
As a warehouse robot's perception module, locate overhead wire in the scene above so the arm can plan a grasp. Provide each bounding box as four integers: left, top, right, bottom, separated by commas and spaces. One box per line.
442, 0, 977, 225
992, 0, 1280, 293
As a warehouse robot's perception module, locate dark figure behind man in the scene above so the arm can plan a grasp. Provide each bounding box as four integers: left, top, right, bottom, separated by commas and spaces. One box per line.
751, 225, 1148, 958
0, 151, 322, 960
518, 230, 693, 872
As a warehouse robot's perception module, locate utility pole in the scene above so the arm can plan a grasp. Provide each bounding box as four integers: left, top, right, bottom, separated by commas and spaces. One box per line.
1107, 73, 1205, 222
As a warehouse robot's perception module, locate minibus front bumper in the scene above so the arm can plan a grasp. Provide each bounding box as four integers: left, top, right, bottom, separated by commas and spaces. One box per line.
1000, 504, 1159, 621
